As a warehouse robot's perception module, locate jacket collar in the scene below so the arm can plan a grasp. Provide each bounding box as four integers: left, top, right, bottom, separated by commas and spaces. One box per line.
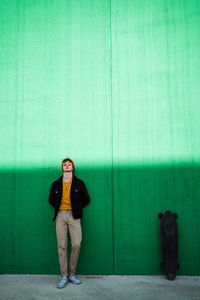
58, 174, 77, 183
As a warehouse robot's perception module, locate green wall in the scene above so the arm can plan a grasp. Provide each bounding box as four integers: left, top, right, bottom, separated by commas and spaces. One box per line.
0, 0, 200, 275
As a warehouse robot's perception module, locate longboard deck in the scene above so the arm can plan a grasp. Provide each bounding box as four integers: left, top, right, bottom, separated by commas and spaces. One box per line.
159, 210, 179, 280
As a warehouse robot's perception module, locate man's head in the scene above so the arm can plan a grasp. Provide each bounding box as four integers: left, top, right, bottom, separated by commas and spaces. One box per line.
62, 158, 75, 173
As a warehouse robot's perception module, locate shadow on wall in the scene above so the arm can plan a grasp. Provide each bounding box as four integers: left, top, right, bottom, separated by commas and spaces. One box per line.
0, 163, 200, 275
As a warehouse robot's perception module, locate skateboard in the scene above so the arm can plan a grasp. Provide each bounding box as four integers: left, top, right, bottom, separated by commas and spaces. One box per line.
158, 210, 179, 280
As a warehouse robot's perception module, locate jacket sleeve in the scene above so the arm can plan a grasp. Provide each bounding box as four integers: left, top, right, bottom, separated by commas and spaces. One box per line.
80, 181, 90, 208
49, 183, 55, 207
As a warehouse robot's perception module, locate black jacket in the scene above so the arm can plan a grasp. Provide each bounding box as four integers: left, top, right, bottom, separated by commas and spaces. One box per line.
49, 175, 90, 221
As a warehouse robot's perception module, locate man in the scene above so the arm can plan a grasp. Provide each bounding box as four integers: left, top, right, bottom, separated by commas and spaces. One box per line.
49, 158, 90, 288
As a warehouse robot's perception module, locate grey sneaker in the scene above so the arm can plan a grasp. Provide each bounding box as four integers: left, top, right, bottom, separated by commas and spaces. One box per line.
69, 275, 81, 284
57, 276, 68, 288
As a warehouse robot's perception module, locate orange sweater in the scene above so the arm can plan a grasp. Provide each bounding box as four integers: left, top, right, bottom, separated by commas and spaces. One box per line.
59, 179, 72, 210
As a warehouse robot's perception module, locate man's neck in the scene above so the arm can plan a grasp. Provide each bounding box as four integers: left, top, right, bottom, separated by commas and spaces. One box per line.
63, 172, 73, 183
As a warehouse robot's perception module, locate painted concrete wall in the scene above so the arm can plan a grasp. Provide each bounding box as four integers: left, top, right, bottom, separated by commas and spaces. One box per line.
0, 0, 200, 275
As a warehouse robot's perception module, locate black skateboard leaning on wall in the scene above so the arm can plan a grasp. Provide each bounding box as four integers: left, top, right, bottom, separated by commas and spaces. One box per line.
158, 210, 180, 280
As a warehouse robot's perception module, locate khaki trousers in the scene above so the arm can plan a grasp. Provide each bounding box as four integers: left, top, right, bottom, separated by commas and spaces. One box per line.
56, 210, 82, 277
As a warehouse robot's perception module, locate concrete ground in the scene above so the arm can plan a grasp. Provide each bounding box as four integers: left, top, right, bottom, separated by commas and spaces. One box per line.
0, 275, 200, 300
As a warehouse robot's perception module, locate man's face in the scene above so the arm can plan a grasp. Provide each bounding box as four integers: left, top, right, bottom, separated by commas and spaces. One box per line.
62, 160, 73, 172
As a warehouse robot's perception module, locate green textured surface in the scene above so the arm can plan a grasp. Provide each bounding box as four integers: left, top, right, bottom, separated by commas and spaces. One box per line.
111, 0, 200, 274
0, 0, 200, 275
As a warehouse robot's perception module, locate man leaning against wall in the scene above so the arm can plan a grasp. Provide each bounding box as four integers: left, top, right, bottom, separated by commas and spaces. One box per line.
49, 158, 90, 288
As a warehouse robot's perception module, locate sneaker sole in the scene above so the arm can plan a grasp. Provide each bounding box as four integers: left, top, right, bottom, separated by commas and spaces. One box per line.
69, 280, 81, 285
57, 283, 68, 288
57, 285, 67, 289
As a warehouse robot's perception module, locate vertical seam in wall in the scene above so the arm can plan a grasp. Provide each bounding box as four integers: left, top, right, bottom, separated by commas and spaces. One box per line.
109, 0, 115, 275
11, 0, 21, 273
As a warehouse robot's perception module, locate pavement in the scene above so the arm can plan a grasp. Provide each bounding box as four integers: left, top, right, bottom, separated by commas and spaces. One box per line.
0, 275, 200, 300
